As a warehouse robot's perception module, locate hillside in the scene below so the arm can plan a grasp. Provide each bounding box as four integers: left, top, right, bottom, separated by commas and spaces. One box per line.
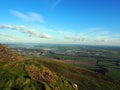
0, 44, 76, 90
0, 44, 120, 90
0, 44, 24, 61
37, 58, 120, 90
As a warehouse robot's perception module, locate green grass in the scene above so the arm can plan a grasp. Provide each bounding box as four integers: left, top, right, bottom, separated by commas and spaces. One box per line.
41, 53, 120, 81
98, 61, 120, 80
83, 60, 120, 81
0, 60, 76, 90
0, 62, 45, 90
0, 57, 120, 90
106, 67, 120, 80
41, 53, 97, 62
0, 44, 120, 90
36, 58, 120, 90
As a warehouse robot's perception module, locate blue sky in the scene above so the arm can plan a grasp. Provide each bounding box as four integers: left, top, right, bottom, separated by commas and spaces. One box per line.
0, 0, 120, 46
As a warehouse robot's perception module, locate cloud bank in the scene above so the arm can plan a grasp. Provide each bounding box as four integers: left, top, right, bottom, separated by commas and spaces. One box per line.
0, 24, 51, 39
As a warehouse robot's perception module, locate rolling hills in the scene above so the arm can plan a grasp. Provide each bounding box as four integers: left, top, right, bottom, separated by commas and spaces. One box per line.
0, 44, 120, 90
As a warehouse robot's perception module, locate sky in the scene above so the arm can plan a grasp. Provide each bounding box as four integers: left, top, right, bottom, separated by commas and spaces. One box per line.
0, 0, 120, 46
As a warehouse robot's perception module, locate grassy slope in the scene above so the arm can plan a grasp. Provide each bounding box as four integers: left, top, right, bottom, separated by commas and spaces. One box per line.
0, 57, 120, 90
0, 44, 76, 90
37, 58, 120, 90
0, 44, 120, 90
0, 59, 77, 90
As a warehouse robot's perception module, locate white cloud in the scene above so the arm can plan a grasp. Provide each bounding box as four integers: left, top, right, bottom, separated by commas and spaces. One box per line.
0, 33, 19, 39
0, 33, 21, 42
64, 36, 86, 42
99, 31, 109, 35
63, 31, 120, 45
52, 0, 61, 9
81, 28, 109, 37
0, 24, 119, 45
26, 29, 51, 38
10, 10, 45, 24
0, 24, 27, 31
45, 27, 120, 45
0, 24, 51, 39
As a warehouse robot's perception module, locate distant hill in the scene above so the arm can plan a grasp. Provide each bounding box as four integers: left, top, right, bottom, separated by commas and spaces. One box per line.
0, 44, 120, 90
